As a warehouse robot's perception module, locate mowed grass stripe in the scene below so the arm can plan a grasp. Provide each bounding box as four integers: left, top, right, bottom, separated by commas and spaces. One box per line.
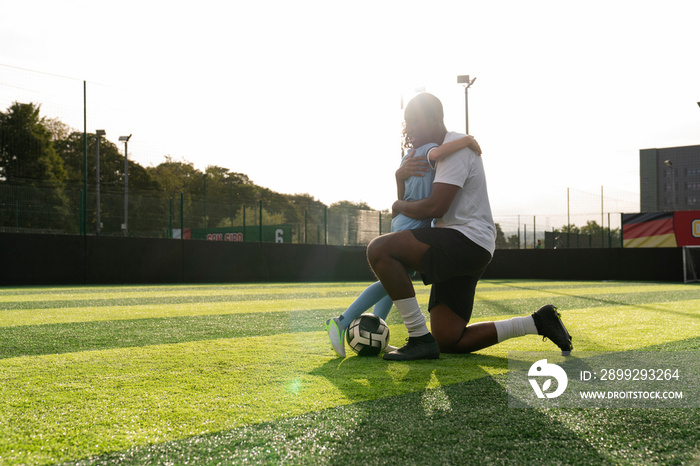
2, 284, 699, 329
0, 279, 669, 298
474, 288, 700, 318
0, 294, 432, 328
3, 296, 700, 359
479, 279, 672, 289
0, 306, 417, 359
0, 286, 400, 308
0, 282, 361, 298
0, 309, 337, 359
485, 299, 700, 353
475, 283, 698, 301
1, 281, 691, 308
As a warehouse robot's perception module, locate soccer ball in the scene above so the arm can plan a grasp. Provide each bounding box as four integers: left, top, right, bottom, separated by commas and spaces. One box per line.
346, 314, 390, 356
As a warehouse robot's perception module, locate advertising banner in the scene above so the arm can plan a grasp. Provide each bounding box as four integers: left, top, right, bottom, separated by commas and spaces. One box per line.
622, 212, 677, 248
623, 210, 700, 247
172, 225, 292, 243
672, 211, 700, 247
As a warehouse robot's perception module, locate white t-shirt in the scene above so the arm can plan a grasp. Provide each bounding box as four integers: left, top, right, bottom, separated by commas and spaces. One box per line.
432, 131, 496, 255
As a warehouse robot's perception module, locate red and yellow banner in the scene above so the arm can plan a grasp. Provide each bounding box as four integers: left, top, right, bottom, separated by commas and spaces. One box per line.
673, 211, 700, 247
623, 211, 700, 248
622, 212, 677, 248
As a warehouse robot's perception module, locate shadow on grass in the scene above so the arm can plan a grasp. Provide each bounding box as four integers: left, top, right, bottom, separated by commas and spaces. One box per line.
63, 375, 615, 465
0, 308, 338, 359
308, 352, 507, 403
63, 338, 700, 465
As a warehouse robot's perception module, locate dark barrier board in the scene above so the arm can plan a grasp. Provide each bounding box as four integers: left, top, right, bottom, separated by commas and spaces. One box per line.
0, 233, 684, 285
484, 248, 683, 282
85, 236, 183, 284
0, 233, 85, 285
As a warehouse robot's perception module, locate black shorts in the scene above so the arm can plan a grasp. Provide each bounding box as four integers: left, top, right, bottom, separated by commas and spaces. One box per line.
410, 227, 492, 322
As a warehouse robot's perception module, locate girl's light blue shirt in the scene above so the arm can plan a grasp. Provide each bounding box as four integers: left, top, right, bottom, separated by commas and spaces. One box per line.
391, 143, 438, 232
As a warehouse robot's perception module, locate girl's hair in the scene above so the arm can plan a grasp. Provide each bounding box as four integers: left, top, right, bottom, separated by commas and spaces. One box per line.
401, 92, 447, 150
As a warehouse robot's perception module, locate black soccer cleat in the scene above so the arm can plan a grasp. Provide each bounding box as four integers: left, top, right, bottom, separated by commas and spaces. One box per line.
383, 333, 440, 361
532, 304, 573, 356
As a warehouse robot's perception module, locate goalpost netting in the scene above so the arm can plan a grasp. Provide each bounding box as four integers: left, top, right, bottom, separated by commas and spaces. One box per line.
682, 245, 700, 283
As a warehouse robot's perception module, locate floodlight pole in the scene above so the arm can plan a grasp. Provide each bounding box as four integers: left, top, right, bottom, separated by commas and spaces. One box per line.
82, 81, 87, 236
95, 130, 106, 235
120, 134, 132, 236
457, 75, 477, 134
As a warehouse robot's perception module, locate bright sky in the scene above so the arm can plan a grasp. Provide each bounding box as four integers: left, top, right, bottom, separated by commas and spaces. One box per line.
2, 0, 700, 229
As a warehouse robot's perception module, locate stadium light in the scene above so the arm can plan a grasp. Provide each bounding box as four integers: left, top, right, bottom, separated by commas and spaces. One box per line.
457, 75, 477, 134
119, 134, 132, 236
95, 130, 106, 235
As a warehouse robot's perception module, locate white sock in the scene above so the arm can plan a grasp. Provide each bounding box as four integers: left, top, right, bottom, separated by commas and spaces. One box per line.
393, 297, 429, 337
493, 316, 538, 343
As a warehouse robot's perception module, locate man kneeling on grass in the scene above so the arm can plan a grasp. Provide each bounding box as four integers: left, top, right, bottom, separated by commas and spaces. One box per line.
366, 92, 573, 361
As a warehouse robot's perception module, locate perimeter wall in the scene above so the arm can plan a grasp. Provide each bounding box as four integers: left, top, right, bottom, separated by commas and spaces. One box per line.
0, 233, 684, 286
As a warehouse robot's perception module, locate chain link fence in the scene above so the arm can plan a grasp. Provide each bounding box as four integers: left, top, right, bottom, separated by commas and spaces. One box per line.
0, 181, 397, 246
1, 180, 639, 248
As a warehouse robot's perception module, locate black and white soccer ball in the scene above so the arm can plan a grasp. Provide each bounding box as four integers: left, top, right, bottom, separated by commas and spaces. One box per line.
345, 314, 390, 356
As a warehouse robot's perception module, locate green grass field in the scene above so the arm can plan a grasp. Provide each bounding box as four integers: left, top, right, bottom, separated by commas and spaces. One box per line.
1, 280, 699, 465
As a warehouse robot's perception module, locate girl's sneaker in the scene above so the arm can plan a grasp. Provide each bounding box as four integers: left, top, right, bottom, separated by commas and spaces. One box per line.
325, 317, 346, 358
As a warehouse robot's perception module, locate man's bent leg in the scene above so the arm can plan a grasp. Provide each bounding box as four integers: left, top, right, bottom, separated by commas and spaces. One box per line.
430, 304, 498, 353
367, 231, 439, 361
366, 231, 429, 300
367, 231, 430, 337
430, 303, 572, 355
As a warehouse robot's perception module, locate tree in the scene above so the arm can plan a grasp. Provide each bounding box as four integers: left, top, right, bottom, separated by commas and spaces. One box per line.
553, 221, 621, 248
52, 129, 163, 235
54, 131, 134, 189
495, 223, 507, 249
330, 200, 373, 210
506, 234, 520, 249
3, 106, 405, 240
557, 223, 580, 234
146, 160, 303, 232
285, 194, 328, 243
51, 132, 84, 185
0, 102, 70, 230
147, 156, 202, 194
0, 102, 66, 184
220, 206, 286, 228
580, 220, 602, 236
43, 117, 74, 142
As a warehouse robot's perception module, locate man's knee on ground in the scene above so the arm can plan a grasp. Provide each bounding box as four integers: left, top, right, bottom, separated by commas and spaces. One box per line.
432, 330, 463, 354
431, 320, 465, 354
429, 304, 471, 354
